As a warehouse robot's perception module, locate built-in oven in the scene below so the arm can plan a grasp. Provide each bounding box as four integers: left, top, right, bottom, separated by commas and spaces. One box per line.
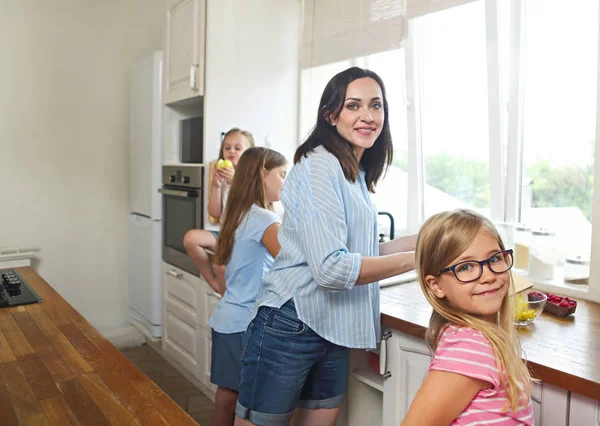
159, 165, 204, 276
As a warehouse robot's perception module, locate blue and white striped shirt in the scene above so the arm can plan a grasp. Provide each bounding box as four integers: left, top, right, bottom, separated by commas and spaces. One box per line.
253, 145, 380, 349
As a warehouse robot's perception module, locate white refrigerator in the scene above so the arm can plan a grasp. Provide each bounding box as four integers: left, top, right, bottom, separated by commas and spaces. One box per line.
128, 51, 164, 338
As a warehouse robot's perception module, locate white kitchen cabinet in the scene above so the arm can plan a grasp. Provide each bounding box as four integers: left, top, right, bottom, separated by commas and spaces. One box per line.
346, 329, 431, 426
346, 349, 383, 426
198, 281, 221, 330
196, 326, 218, 394
383, 330, 431, 425
161, 262, 221, 398
569, 393, 600, 426
164, 0, 206, 104
162, 262, 202, 375
195, 280, 219, 394
530, 382, 570, 426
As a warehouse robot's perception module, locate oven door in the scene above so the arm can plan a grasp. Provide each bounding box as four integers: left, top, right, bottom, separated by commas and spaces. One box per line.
159, 186, 203, 276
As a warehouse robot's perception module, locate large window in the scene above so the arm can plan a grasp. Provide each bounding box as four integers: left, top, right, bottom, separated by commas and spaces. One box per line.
419, 2, 491, 219
299, 0, 600, 301
521, 0, 598, 258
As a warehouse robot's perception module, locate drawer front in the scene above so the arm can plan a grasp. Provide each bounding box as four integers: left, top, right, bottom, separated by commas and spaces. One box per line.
164, 266, 199, 310
162, 308, 197, 374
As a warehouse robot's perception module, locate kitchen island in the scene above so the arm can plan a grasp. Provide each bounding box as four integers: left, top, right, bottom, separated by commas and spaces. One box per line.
0, 267, 198, 426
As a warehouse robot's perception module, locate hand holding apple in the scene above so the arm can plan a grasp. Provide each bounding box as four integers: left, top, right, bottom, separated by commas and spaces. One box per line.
218, 166, 234, 185
216, 159, 233, 170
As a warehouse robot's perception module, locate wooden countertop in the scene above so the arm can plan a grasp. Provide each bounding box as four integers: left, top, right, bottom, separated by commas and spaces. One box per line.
380, 281, 600, 401
0, 267, 198, 426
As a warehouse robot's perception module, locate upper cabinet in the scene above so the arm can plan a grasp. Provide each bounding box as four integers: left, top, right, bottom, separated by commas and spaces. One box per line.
164, 0, 206, 104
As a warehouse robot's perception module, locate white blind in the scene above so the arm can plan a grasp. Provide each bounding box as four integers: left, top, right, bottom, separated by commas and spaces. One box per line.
300, 0, 408, 69
406, 0, 478, 19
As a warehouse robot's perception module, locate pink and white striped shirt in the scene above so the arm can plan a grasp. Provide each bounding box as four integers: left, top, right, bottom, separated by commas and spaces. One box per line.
429, 325, 534, 426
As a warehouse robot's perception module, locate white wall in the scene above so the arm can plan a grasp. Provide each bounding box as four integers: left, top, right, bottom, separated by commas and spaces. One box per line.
0, 0, 164, 333
203, 0, 301, 176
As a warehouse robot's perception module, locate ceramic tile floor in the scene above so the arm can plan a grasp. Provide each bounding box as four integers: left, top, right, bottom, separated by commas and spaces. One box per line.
121, 344, 214, 425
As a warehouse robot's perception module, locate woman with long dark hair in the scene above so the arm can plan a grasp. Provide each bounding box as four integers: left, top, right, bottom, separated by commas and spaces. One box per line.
234, 67, 417, 426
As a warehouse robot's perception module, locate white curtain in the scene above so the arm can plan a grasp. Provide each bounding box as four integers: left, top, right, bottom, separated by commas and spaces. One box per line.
300, 0, 479, 69
300, 0, 408, 69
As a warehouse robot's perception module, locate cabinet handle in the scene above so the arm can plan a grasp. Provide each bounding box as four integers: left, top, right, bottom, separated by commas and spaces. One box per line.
167, 269, 183, 279
189, 64, 199, 91
380, 330, 392, 379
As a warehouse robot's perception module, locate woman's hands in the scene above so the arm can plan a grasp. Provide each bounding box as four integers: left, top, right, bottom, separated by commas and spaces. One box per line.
379, 234, 418, 256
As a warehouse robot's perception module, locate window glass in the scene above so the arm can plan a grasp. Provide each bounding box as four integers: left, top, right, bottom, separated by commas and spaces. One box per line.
419, 1, 491, 219
521, 0, 598, 257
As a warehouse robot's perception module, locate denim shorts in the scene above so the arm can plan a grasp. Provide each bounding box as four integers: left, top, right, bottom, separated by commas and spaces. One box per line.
235, 300, 350, 426
210, 329, 245, 391
210, 230, 219, 239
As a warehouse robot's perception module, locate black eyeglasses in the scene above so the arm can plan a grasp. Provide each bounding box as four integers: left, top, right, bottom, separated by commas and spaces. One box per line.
435, 249, 514, 283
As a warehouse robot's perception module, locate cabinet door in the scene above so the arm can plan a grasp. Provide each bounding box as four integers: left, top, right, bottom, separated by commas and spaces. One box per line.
531, 382, 569, 426
569, 393, 600, 426
383, 331, 431, 426
162, 305, 198, 375
163, 263, 200, 324
162, 263, 201, 376
196, 327, 217, 395
198, 281, 221, 330
164, 0, 206, 104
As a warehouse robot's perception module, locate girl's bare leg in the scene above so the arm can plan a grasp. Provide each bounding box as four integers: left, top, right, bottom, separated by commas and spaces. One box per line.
210, 387, 239, 426
183, 229, 219, 292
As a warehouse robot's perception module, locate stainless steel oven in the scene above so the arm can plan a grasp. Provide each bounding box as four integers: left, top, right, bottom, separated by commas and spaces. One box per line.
159, 165, 204, 275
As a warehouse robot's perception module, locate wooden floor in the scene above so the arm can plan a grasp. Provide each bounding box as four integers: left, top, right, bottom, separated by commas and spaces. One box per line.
121, 344, 215, 425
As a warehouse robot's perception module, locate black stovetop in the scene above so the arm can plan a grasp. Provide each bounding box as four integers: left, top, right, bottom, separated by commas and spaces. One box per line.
0, 269, 43, 308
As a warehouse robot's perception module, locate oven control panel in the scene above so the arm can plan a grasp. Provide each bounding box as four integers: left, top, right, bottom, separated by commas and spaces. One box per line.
162, 165, 203, 188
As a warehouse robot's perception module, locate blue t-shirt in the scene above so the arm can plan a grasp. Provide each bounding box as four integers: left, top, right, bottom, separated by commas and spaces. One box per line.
209, 204, 281, 334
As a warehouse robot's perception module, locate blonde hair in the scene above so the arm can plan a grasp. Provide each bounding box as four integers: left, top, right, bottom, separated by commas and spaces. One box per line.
214, 147, 287, 265
219, 128, 255, 160
416, 209, 531, 412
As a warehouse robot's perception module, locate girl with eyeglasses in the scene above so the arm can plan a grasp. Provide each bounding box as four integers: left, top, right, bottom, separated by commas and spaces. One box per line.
402, 209, 534, 426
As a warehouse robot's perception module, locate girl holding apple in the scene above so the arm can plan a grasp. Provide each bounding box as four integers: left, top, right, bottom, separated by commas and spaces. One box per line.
183, 128, 255, 293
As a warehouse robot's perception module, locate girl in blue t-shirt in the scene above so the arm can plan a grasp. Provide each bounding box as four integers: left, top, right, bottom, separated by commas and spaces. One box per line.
208, 147, 288, 426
